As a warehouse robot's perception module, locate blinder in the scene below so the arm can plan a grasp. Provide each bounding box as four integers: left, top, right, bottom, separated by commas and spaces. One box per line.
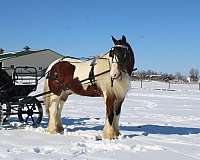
109, 45, 128, 58
109, 44, 129, 72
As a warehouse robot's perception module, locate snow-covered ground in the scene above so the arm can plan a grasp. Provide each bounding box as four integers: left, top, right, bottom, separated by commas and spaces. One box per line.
0, 80, 200, 160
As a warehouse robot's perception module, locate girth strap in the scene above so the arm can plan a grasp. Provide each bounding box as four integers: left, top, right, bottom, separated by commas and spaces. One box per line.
89, 65, 95, 85
88, 57, 97, 86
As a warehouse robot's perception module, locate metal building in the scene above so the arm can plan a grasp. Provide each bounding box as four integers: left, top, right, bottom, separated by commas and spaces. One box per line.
0, 47, 63, 76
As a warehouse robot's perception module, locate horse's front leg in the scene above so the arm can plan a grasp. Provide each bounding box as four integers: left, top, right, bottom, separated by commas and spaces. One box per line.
48, 94, 65, 134
113, 99, 124, 136
102, 94, 124, 139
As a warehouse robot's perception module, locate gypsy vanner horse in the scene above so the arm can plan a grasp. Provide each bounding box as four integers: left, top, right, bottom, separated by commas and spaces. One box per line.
44, 35, 135, 139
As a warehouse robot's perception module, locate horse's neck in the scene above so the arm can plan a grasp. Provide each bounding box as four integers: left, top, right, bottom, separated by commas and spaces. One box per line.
96, 52, 130, 98
94, 53, 111, 78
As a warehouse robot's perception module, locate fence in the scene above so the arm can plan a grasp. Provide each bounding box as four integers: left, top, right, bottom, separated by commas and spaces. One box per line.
131, 80, 200, 91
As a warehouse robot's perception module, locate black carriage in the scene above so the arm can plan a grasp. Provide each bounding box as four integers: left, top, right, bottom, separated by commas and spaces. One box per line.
0, 66, 43, 126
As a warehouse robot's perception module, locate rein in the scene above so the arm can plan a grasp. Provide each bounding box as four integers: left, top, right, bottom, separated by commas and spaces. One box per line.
39, 68, 111, 99
47, 68, 110, 93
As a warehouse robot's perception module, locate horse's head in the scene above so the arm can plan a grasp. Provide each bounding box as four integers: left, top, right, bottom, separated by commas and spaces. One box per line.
109, 35, 135, 80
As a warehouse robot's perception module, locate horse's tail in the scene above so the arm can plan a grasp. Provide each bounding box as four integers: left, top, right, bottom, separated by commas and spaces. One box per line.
44, 79, 50, 117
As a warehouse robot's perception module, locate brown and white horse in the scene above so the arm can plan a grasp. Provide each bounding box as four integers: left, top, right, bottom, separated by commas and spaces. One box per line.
44, 35, 135, 139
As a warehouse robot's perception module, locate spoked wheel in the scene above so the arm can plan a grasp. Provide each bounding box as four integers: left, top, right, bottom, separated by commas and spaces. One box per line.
0, 104, 3, 126
0, 103, 11, 124
3, 103, 11, 123
18, 97, 43, 125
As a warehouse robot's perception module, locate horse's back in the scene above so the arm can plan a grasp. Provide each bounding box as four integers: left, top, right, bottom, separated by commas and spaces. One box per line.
46, 58, 92, 82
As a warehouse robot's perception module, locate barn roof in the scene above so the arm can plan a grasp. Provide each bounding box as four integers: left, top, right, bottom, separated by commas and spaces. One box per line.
0, 49, 63, 61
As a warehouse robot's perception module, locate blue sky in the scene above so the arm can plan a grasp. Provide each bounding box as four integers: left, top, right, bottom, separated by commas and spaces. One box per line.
0, 0, 200, 74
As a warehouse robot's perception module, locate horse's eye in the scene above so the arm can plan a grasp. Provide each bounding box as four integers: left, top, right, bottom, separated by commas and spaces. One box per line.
116, 47, 122, 52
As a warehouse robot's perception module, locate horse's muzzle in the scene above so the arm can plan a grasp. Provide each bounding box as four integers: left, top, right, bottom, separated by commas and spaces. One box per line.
110, 72, 122, 80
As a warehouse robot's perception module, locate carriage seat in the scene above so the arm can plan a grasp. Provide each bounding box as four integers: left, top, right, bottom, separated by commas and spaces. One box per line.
0, 68, 37, 102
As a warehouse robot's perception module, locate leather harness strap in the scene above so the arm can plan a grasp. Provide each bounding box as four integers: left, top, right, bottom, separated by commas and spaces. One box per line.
89, 65, 95, 86
89, 57, 97, 86
46, 60, 110, 94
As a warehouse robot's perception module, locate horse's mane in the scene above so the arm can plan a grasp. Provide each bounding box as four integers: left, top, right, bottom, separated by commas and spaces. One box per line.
127, 43, 135, 67
111, 39, 135, 75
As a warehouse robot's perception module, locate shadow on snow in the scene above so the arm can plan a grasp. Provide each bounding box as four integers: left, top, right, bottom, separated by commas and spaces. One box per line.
41, 117, 200, 136
120, 124, 200, 136
3, 117, 200, 136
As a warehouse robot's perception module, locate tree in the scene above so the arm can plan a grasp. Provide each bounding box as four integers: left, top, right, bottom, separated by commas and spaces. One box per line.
175, 72, 182, 81
189, 68, 199, 82
139, 70, 146, 79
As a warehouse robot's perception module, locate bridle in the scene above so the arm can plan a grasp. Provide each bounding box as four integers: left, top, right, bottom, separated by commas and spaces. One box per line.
109, 44, 129, 73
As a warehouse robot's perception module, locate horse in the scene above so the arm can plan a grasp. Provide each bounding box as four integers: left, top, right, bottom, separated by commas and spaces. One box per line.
44, 35, 135, 139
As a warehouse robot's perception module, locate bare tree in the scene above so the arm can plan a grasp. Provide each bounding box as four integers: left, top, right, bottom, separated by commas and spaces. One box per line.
189, 68, 199, 82
175, 72, 182, 81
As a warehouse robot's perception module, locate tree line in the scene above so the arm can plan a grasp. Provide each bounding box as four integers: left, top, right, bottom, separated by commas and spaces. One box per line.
133, 68, 199, 83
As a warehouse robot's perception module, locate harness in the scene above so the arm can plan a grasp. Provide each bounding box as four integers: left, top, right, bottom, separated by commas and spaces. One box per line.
46, 57, 110, 95
46, 44, 136, 93
59, 55, 99, 86
89, 57, 97, 86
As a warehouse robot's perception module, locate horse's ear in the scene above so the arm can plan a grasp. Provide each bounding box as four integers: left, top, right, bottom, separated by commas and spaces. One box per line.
112, 36, 117, 45
122, 35, 126, 43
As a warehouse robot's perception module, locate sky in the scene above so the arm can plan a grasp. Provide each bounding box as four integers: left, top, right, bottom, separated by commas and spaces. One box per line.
0, 0, 200, 74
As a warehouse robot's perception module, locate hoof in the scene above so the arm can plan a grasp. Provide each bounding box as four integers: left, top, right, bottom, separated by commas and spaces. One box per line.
102, 131, 120, 140
48, 126, 64, 134
102, 134, 117, 140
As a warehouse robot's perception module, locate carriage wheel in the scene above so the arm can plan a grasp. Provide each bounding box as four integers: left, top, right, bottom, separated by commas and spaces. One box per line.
0, 103, 11, 124
3, 103, 11, 122
0, 104, 3, 126
18, 97, 43, 125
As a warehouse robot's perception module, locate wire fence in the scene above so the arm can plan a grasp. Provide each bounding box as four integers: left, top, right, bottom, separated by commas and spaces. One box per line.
131, 80, 200, 91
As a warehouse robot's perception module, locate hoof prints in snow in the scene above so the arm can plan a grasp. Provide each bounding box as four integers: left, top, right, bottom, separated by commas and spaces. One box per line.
71, 138, 163, 156
7, 146, 56, 155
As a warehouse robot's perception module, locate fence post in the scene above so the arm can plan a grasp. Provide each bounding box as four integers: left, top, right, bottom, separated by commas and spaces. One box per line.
199, 82, 200, 91
141, 79, 143, 88
168, 81, 171, 89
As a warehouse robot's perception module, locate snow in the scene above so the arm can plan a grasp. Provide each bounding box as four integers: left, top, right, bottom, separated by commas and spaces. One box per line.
0, 80, 200, 160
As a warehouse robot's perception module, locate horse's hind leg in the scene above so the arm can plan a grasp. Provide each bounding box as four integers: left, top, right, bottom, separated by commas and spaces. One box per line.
58, 92, 69, 128
48, 93, 68, 134
44, 79, 50, 117
47, 94, 62, 133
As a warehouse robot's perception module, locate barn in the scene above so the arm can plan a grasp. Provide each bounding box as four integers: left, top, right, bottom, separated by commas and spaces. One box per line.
0, 47, 64, 76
